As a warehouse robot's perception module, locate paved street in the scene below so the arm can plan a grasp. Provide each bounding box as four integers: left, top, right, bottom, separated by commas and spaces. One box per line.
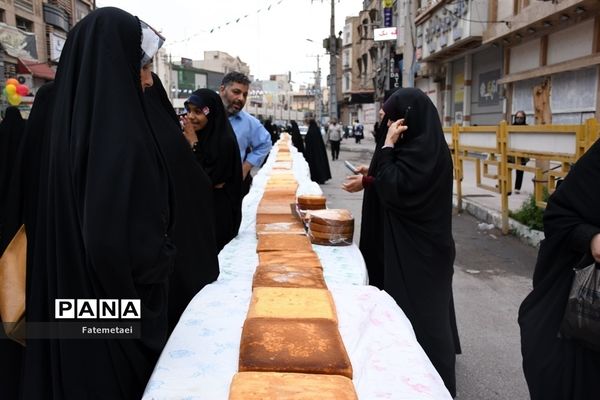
318, 136, 537, 400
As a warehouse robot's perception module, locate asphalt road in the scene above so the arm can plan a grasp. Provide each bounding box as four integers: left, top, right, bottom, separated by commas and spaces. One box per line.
320, 142, 538, 400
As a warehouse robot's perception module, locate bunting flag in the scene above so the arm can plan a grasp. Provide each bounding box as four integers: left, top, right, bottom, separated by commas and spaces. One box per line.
170, 0, 293, 44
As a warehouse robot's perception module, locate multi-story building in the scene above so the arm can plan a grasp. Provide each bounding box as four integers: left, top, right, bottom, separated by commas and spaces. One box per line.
195, 50, 250, 76
483, 0, 600, 124
414, 0, 501, 126
0, 0, 93, 112
411, 0, 600, 126
169, 57, 225, 112
340, 3, 381, 132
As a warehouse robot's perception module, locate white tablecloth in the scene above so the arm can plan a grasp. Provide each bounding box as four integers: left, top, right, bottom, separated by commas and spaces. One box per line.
143, 143, 452, 399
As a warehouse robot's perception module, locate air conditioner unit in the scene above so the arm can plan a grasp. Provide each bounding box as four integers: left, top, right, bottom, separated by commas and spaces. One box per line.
17, 74, 34, 89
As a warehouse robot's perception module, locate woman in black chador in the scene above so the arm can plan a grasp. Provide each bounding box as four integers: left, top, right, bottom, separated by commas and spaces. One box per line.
182, 89, 243, 251
289, 120, 304, 153
518, 138, 600, 400
20, 8, 174, 399
303, 115, 331, 184
369, 88, 461, 396
145, 75, 220, 331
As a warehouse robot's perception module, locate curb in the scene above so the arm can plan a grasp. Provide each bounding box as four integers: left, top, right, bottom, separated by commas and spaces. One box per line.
453, 196, 544, 248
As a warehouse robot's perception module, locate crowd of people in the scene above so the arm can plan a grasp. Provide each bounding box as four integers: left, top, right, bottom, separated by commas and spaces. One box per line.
0, 6, 598, 400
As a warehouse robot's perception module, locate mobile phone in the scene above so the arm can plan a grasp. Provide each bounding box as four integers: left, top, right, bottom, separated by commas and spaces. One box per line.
401, 106, 411, 126
344, 160, 359, 174
177, 112, 187, 118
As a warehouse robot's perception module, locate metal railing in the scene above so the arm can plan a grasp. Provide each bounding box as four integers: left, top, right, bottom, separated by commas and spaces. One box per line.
444, 119, 600, 234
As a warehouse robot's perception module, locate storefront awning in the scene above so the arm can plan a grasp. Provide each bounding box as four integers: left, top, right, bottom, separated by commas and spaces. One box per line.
17, 58, 56, 80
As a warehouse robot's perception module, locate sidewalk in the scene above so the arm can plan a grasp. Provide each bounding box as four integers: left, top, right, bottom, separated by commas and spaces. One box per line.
455, 159, 544, 248
336, 135, 544, 248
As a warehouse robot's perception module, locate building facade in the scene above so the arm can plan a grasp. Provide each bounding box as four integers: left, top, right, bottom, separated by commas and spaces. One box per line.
484, 0, 600, 124
195, 50, 250, 76
408, 0, 600, 126
0, 0, 93, 113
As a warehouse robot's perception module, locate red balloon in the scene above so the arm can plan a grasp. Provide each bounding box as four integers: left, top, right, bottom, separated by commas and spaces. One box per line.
16, 84, 29, 96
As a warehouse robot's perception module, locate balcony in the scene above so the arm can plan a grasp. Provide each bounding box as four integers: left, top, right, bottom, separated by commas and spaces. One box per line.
416, 0, 487, 62
43, 4, 70, 32
483, 0, 600, 46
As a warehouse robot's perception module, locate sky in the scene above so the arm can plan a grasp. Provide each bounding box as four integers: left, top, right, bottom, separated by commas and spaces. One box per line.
95, 0, 364, 88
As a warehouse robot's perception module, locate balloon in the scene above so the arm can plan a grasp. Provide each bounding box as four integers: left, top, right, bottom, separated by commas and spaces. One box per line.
6, 78, 19, 87
16, 84, 29, 96
5, 84, 16, 95
7, 93, 22, 106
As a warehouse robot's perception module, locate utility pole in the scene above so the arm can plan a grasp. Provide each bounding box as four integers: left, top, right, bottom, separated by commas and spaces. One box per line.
401, 0, 417, 88
328, 0, 338, 122
315, 54, 323, 125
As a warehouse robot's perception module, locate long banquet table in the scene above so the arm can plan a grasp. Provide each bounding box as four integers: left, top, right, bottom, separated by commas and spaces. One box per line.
143, 142, 452, 399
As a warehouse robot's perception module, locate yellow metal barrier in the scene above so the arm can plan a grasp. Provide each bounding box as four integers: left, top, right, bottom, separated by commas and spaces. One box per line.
446, 118, 599, 234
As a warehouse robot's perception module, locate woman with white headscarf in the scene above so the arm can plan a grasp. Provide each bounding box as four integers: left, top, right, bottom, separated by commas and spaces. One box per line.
17, 8, 172, 399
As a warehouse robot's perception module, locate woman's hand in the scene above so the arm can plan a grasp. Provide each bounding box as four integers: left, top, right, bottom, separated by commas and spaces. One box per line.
342, 175, 364, 193
384, 119, 408, 147
356, 164, 369, 176
591, 233, 600, 263
181, 115, 198, 148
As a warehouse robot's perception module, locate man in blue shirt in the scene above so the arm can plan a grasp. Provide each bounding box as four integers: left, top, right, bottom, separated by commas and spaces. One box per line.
219, 72, 272, 195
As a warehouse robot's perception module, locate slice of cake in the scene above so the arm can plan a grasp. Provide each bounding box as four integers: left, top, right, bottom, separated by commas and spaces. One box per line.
252, 264, 327, 289
246, 287, 337, 323
256, 222, 306, 237
256, 234, 313, 253
228, 372, 358, 400
256, 214, 298, 225
297, 194, 327, 211
239, 318, 353, 378
307, 209, 354, 227
258, 251, 322, 269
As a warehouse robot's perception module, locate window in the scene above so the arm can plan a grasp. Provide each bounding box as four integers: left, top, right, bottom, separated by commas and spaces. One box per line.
75, 3, 90, 23
16, 16, 34, 33
0, 9, 5, 23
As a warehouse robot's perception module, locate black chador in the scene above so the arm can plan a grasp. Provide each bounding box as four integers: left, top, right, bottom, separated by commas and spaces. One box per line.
519, 138, 600, 400
145, 76, 220, 331
20, 8, 174, 399
375, 88, 461, 397
289, 120, 304, 153
303, 120, 331, 184
185, 89, 243, 251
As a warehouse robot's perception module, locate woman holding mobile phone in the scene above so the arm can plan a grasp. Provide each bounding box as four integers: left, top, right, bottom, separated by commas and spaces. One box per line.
344, 88, 460, 397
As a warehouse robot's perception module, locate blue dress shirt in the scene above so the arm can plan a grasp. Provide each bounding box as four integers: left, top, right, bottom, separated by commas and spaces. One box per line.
228, 110, 272, 167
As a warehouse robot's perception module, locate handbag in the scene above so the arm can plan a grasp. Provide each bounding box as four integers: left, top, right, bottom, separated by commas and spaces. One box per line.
0, 224, 26, 346
560, 262, 600, 352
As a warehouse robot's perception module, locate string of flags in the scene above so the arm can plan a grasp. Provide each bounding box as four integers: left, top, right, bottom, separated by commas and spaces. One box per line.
169, 0, 287, 45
